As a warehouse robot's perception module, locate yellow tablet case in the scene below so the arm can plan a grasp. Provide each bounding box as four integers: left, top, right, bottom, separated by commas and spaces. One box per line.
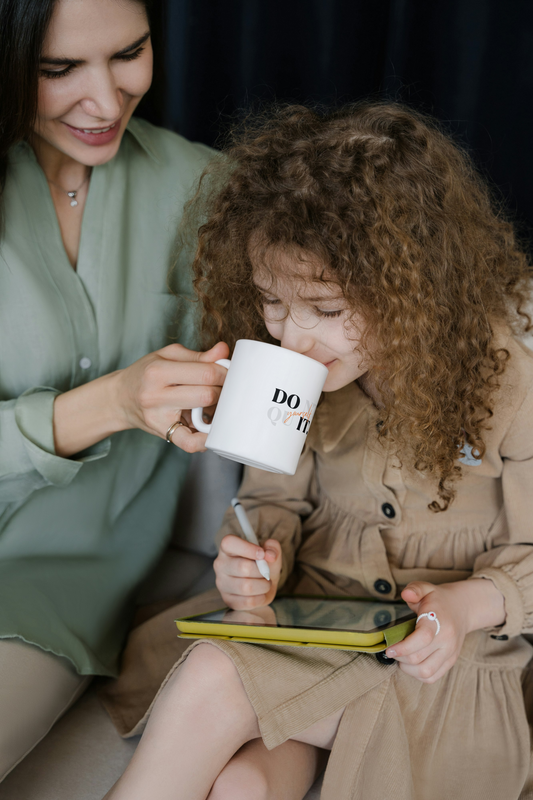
175, 601, 416, 654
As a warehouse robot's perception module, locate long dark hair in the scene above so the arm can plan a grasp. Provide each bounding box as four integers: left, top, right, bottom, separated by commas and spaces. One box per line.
0, 0, 153, 231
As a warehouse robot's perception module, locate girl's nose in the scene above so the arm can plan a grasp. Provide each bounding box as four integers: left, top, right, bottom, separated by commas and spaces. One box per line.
279, 313, 315, 355
79, 69, 123, 121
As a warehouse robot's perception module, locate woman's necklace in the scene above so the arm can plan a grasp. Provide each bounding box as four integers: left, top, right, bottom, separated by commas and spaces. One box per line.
46, 169, 91, 207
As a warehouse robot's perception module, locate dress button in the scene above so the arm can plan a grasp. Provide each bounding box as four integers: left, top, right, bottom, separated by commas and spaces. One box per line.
79, 357, 92, 370
490, 634, 509, 641
381, 502, 396, 519
374, 579, 392, 594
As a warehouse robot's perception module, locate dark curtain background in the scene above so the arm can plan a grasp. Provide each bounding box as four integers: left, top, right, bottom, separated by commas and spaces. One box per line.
139, 0, 533, 241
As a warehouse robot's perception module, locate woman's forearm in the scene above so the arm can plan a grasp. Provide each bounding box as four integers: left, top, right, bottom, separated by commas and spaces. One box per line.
53, 371, 127, 457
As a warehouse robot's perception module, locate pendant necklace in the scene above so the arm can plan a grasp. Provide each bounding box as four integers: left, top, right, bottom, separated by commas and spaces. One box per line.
46, 170, 91, 207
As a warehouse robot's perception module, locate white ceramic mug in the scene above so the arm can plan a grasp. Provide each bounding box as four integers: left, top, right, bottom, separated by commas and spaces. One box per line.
191, 339, 328, 474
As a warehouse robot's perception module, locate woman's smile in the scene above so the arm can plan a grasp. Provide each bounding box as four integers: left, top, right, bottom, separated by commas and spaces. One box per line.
63, 119, 121, 146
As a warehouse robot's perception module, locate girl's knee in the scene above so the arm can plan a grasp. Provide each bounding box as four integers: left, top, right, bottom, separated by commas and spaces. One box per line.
179, 643, 241, 690
158, 644, 255, 730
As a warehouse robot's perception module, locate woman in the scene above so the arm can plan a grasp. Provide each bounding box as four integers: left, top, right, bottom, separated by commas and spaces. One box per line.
0, 0, 224, 779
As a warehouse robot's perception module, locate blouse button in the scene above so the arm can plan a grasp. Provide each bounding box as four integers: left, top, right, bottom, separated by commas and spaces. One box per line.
374, 579, 392, 594
79, 357, 92, 370
381, 502, 396, 519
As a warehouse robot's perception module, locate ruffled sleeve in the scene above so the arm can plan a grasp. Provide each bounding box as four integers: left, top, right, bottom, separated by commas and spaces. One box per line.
215, 443, 316, 589
471, 375, 533, 637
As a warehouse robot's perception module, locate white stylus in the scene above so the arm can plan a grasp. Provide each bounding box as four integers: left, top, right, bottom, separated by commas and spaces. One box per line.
231, 498, 271, 581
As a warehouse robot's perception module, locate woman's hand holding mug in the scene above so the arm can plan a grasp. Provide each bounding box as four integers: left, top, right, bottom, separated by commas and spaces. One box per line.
53, 342, 230, 458
115, 341, 230, 452
214, 535, 282, 609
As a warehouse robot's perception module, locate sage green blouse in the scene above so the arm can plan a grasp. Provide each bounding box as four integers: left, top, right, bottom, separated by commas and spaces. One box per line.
0, 118, 212, 676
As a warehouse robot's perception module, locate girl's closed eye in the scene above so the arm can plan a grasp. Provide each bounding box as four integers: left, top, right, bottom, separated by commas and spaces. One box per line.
258, 291, 344, 317
314, 307, 343, 318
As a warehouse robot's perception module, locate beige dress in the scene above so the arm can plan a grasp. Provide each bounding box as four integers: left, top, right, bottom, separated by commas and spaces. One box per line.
101, 332, 533, 800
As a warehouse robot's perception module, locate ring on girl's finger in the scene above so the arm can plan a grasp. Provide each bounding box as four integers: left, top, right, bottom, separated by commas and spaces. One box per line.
416, 611, 441, 636
166, 419, 186, 443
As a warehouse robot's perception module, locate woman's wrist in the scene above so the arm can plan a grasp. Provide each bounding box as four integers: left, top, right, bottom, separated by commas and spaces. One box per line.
53, 370, 129, 457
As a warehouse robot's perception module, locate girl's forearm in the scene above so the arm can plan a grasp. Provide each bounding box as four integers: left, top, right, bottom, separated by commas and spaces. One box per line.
53, 371, 128, 457
464, 577, 506, 633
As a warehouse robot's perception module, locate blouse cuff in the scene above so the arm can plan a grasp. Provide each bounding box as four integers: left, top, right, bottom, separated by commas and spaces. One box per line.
469, 567, 525, 638
15, 388, 111, 487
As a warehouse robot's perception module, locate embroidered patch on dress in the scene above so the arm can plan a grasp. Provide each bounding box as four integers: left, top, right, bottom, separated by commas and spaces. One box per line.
458, 440, 482, 466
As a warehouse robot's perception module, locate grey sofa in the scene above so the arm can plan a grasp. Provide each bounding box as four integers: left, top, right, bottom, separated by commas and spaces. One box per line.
0, 451, 323, 799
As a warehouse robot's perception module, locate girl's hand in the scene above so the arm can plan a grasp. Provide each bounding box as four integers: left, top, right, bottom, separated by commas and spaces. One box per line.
115, 341, 230, 453
222, 606, 277, 625
385, 578, 506, 684
214, 534, 282, 610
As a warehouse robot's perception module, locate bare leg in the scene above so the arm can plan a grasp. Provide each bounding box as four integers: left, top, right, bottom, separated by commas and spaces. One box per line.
104, 645, 261, 800
0, 638, 90, 782
104, 644, 345, 800
291, 705, 345, 749
208, 738, 328, 800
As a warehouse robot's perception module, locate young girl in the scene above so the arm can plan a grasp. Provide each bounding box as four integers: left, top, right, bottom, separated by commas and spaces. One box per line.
106, 103, 533, 800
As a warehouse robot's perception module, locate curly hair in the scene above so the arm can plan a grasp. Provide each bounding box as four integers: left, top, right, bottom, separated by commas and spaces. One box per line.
186, 102, 532, 511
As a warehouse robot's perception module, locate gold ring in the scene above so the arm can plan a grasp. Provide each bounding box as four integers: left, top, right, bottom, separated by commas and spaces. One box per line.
166, 420, 184, 443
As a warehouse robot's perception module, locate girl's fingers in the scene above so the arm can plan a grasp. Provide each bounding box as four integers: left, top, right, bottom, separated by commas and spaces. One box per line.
263, 538, 282, 559
386, 619, 437, 659
216, 574, 271, 597
221, 592, 270, 610
219, 555, 269, 580
219, 534, 265, 561
397, 651, 456, 684
396, 648, 444, 681
389, 641, 436, 666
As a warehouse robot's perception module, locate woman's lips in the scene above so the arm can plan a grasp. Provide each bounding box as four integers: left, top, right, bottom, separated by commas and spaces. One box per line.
63, 120, 121, 146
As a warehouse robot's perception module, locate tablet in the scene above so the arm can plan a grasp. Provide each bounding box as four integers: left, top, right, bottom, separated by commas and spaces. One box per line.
175, 596, 417, 653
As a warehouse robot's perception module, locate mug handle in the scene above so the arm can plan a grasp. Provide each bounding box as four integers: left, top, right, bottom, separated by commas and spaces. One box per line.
190, 358, 231, 433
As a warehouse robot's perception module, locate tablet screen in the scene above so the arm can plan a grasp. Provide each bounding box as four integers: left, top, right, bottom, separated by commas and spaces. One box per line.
188, 596, 416, 634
